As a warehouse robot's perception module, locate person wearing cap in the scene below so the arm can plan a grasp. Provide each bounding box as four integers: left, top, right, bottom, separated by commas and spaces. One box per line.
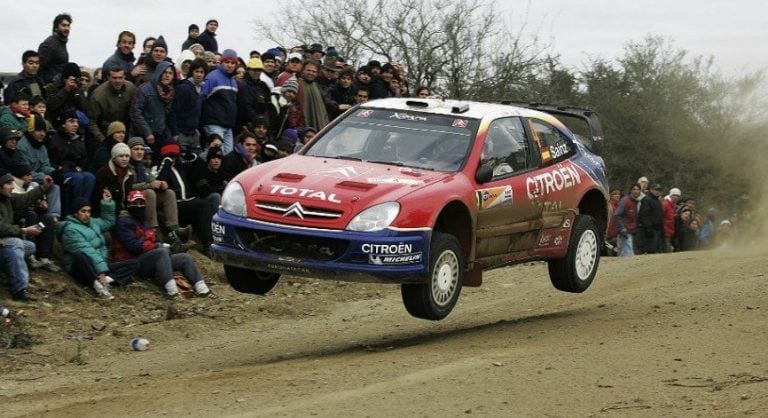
197, 19, 219, 53
0, 126, 33, 180
90, 121, 128, 171
308, 43, 325, 61
268, 78, 301, 137
277, 52, 304, 86
181, 24, 200, 51
58, 190, 140, 300
41, 61, 88, 126
130, 61, 178, 156
101, 31, 141, 84
153, 142, 214, 253
4, 50, 45, 107
125, 137, 188, 241
637, 184, 665, 254
37, 13, 72, 83
173, 58, 207, 154
662, 187, 682, 252
87, 65, 137, 143
17, 115, 63, 220
0, 92, 31, 134
47, 109, 95, 216
112, 190, 214, 299
9, 163, 61, 273
0, 167, 55, 301
201, 49, 239, 154
236, 57, 271, 135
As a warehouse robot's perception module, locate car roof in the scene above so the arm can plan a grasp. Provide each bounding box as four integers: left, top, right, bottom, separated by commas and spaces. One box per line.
360, 97, 553, 121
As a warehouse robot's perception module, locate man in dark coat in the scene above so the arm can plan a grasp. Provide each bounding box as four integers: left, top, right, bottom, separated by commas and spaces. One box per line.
4, 51, 45, 106
636, 184, 664, 254
38, 13, 72, 83
196, 19, 219, 53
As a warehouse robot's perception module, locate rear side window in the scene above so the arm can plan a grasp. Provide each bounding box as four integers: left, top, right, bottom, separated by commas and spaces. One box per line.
528, 119, 574, 165
482, 117, 531, 178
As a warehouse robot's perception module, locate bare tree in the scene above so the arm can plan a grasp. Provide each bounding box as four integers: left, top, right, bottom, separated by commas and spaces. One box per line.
253, 0, 548, 99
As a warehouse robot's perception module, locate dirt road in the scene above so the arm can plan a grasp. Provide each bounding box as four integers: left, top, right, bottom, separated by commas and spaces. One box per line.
2, 244, 767, 417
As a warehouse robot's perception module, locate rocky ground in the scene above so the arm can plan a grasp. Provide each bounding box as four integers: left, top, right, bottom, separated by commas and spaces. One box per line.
1, 243, 767, 417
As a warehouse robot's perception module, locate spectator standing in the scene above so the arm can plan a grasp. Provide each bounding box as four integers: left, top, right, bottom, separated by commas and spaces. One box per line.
3, 51, 45, 106
237, 58, 270, 134
268, 79, 300, 137
259, 51, 278, 91
173, 58, 206, 154
296, 60, 330, 131
181, 24, 200, 51
101, 31, 142, 83
38, 13, 72, 83
614, 183, 641, 257
130, 61, 178, 155
196, 19, 219, 53
42, 62, 88, 127
636, 184, 664, 254
637, 176, 649, 197
605, 187, 621, 255
662, 187, 682, 252
87, 68, 136, 143
698, 208, 717, 248
329, 68, 356, 119
201, 49, 239, 154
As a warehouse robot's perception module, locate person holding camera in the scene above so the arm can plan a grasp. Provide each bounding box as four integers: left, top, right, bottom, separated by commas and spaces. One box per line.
42, 62, 88, 127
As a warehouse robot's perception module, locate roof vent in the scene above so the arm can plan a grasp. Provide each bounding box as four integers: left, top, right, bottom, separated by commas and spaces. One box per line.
451, 103, 470, 113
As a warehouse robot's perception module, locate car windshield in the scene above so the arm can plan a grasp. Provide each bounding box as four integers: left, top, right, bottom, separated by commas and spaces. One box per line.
304, 108, 479, 172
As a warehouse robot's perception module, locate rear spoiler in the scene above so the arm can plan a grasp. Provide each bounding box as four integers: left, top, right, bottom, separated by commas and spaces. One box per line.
498, 101, 604, 155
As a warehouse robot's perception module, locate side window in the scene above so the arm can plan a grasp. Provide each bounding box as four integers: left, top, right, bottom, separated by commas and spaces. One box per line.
528, 119, 573, 165
483, 117, 531, 178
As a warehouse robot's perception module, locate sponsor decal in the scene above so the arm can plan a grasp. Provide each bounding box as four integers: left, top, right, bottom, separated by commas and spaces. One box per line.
390, 112, 427, 122
361, 243, 414, 254
538, 233, 551, 247
526, 165, 582, 199
452, 119, 468, 128
211, 222, 226, 236
542, 200, 563, 211
553, 235, 564, 246
369, 253, 423, 265
316, 166, 360, 178
357, 109, 374, 118
399, 167, 423, 176
269, 185, 342, 203
541, 146, 551, 161
550, 143, 569, 159
367, 177, 424, 186
267, 264, 311, 274
562, 218, 572, 228
475, 186, 513, 210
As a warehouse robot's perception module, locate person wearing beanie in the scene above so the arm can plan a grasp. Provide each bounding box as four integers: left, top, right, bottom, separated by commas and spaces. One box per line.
187, 143, 227, 233
662, 186, 682, 252
280, 128, 299, 144
267, 78, 300, 138
38, 13, 72, 83
90, 120, 128, 172
181, 24, 200, 51
93, 141, 133, 220
0, 126, 31, 181
58, 188, 140, 300
197, 18, 219, 53
200, 46, 239, 154
0, 165, 56, 301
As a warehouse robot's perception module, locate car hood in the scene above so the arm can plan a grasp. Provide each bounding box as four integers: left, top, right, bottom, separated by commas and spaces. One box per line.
235, 155, 454, 228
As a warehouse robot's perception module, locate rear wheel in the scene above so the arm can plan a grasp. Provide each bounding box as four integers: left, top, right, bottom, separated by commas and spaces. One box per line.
224, 265, 280, 295
548, 215, 600, 293
401, 232, 464, 320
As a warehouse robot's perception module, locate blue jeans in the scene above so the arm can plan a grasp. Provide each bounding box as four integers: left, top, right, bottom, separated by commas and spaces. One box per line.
46, 183, 62, 218
203, 125, 234, 155
618, 233, 634, 257
0, 238, 32, 295
61, 171, 96, 216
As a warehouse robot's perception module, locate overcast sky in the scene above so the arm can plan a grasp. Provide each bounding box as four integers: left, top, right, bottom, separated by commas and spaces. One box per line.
2, 0, 766, 76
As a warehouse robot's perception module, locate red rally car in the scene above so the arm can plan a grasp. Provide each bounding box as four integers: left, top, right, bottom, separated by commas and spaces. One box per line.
211, 98, 609, 320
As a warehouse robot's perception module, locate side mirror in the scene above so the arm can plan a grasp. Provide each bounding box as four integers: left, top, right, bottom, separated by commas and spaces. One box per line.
475, 163, 493, 184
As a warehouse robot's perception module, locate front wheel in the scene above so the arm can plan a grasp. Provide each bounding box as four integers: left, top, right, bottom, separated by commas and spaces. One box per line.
548, 214, 600, 293
224, 265, 280, 295
401, 232, 464, 320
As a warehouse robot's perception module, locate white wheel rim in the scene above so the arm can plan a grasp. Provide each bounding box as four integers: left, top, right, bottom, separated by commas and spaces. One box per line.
575, 229, 598, 280
432, 250, 459, 307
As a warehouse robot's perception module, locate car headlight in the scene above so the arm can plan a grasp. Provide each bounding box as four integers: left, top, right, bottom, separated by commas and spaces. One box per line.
221, 182, 247, 217
346, 202, 400, 232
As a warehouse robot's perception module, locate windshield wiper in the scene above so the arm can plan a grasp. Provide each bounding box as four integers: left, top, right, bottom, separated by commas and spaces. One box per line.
367, 160, 406, 167
330, 155, 363, 161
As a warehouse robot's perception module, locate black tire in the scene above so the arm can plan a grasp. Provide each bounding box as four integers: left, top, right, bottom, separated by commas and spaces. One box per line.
401, 232, 464, 320
224, 265, 280, 295
548, 215, 600, 293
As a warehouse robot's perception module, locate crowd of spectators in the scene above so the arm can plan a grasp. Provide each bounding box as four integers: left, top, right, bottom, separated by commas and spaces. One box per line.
606, 176, 749, 257
0, 13, 427, 303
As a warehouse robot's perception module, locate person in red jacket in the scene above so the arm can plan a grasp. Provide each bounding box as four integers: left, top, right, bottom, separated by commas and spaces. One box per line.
112, 190, 215, 299
614, 184, 641, 256
662, 187, 682, 252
